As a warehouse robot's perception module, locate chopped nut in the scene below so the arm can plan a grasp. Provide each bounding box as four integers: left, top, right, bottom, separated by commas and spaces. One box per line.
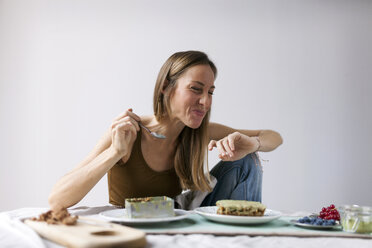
31, 208, 78, 225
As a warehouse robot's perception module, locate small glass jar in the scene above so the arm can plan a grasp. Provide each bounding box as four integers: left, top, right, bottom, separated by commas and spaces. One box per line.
338, 205, 372, 234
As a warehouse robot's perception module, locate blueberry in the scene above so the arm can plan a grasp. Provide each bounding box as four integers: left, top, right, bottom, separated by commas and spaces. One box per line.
315, 218, 323, 225
303, 216, 310, 223
298, 218, 305, 223
329, 219, 335, 225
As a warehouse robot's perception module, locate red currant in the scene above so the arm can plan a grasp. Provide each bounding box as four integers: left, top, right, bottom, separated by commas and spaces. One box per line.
318, 204, 340, 221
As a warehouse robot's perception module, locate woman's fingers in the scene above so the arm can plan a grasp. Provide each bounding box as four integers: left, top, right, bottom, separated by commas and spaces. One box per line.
114, 121, 132, 131
227, 134, 235, 151
210, 134, 240, 160
209, 138, 231, 158
110, 110, 140, 158
114, 108, 141, 122
210, 132, 248, 161
111, 118, 124, 130
209, 140, 228, 160
208, 140, 217, 151
112, 109, 141, 133
118, 122, 137, 135
113, 122, 137, 143
128, 110, 141, 122
112, 122, 132, 138
112, 116, 140, 132
216, 140, 228, 159
126, 117, 140, 131
222, 139, 233, 157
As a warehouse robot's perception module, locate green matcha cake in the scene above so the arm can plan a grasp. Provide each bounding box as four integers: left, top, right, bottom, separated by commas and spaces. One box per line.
125, 196, 175, 218
216, 200, 266, 216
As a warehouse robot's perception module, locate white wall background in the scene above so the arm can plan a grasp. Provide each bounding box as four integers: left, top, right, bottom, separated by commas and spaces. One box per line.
1, 0, 371, 212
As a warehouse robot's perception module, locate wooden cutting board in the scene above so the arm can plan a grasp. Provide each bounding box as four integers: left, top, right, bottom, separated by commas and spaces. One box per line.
24, 216, 146, 248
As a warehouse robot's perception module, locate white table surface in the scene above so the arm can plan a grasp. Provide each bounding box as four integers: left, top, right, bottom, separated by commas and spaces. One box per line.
1, 206, 371, 248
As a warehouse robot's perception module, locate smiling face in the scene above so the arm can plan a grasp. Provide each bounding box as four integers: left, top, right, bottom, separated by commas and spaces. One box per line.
168, 64, 215, 129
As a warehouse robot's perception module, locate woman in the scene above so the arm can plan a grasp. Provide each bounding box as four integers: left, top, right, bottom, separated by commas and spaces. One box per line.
48, 51, 283, 210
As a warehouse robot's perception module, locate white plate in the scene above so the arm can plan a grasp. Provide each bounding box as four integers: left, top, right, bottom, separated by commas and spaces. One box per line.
290, 219, 342, 230
194, 206, 281, 224
99, 209, 190, 224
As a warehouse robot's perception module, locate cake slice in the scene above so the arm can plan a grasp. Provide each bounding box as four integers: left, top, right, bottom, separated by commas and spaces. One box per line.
125, 196, 175, 218
216, 200, 266, 216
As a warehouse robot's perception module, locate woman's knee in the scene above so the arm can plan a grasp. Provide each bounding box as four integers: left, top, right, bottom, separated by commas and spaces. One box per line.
242, 152, 260, 165
241, 153, 262, 174
222, 153, 262, 177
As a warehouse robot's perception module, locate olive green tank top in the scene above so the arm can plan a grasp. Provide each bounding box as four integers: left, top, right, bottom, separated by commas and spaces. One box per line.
108, 129, 182, 207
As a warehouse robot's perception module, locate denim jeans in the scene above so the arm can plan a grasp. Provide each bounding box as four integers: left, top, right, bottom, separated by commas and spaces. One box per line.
200, 153, 263, 206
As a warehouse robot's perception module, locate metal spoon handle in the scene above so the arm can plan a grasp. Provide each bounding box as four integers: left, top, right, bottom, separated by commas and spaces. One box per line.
138, 122, 152, 134
138, 122, 166, 139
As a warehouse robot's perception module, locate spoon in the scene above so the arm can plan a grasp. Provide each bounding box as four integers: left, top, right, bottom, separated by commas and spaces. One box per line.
138, 122, 166, 139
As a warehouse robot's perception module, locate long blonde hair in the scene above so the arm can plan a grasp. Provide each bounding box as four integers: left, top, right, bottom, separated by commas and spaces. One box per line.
153, 51, 217, 192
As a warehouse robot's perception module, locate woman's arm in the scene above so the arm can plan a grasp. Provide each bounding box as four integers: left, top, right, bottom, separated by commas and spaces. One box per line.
48, 109, 140, 210
208, 122, 283, 161
208, 122, 283, 152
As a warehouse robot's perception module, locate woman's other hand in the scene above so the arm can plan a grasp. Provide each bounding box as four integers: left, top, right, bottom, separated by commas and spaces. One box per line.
110, 108, 141, 162
208, 132, 260, 161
